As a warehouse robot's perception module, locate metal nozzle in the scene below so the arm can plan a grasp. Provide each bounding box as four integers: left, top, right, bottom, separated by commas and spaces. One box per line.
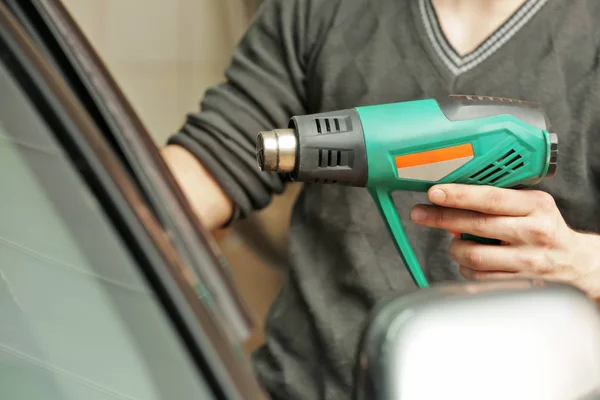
256, 129, 297, 173
546, 132, 558, 178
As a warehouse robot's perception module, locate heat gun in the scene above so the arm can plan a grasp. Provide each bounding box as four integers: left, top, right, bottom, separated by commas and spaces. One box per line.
255, 95, 558, 288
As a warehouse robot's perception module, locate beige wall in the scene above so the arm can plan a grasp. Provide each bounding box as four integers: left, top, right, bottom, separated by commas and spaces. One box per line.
61, 0, 297, 354
62, 0, 254, 143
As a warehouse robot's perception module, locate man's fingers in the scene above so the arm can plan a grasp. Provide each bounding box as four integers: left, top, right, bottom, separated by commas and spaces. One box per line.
410, 204, 518, 242
427, 184, 553, 216
449, 237, 519, 272
450, 238, 556, 279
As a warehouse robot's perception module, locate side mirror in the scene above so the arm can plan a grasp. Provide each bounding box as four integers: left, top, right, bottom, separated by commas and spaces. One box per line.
354, 280, 600, 400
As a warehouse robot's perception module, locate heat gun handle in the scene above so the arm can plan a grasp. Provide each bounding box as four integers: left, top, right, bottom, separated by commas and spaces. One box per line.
369, 188, 429, 288
460, 234, 501, 245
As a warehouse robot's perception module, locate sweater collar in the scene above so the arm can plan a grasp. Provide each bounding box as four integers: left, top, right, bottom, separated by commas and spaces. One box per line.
418, 0, 550, 77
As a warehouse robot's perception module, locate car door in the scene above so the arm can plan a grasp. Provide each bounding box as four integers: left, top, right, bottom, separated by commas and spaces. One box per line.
0, 0, 254, 340
0, 3, 266, 400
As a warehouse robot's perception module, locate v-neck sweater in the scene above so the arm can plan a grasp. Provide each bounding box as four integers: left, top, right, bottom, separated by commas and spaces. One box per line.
420, 0, 551, 78
168, 0, 600, 398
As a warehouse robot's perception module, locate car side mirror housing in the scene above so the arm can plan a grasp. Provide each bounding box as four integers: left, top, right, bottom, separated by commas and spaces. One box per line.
354, 279, 600, 400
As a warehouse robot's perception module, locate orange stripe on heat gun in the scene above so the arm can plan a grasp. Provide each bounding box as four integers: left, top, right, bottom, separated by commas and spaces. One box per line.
395, 143, 474, 168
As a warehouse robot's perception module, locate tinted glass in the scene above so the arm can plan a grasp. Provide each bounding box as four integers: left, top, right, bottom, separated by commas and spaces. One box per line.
0, 46, 215, 400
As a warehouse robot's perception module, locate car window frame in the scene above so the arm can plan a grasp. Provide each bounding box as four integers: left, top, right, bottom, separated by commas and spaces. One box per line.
1, 0, 255, 345
0, 4, 267, 400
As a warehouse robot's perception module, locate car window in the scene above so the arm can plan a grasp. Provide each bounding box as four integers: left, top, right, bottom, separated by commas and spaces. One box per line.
0, 2, 268, 398
2, 0, 254, 345
0, 37, 217, 400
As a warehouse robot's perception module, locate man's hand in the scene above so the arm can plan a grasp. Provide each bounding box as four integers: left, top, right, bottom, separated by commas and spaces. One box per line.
409, 184, 600, 301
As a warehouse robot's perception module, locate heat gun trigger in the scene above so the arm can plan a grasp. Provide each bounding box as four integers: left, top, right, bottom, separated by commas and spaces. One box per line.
454, 232, 502, 245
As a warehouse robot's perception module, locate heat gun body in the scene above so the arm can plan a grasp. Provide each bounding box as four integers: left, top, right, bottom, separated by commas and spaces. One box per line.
256, 96, 558, 288
359, 99, 552, 190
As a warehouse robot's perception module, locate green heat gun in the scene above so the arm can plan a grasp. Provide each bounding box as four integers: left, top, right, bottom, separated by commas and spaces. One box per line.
255, 95, 558, 288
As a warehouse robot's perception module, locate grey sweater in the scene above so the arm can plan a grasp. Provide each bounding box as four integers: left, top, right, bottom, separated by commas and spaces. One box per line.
168, 0, 600, 398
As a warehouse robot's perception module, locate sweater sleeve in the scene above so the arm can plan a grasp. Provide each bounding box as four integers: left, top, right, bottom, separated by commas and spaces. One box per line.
167, 0, 311, 220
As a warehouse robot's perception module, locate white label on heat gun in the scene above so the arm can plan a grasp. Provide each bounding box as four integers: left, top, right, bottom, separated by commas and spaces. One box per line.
394, 143, 475, 181
396, 156, 473, 181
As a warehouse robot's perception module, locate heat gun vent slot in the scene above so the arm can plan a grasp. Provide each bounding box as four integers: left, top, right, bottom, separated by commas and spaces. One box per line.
318, 149, 349, 168
311, 178, 338, 184
314, 117, 350, 134
469, 149, 525, 184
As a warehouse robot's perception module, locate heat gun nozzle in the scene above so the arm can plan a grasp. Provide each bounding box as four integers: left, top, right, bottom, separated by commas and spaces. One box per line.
256, 129, 297, 173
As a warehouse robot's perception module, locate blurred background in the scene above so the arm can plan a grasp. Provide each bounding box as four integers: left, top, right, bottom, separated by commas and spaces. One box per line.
60, 0, 300, 355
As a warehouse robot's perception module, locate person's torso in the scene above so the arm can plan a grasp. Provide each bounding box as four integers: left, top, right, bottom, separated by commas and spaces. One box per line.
258, 0, 600, 397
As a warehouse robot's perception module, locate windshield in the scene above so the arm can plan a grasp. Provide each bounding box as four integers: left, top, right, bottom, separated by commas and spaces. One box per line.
0, 40, 216, 400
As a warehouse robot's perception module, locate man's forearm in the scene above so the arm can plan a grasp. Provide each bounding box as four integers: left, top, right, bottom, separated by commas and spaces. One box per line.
161, 0, 311, 228
161, 144, 233, 231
